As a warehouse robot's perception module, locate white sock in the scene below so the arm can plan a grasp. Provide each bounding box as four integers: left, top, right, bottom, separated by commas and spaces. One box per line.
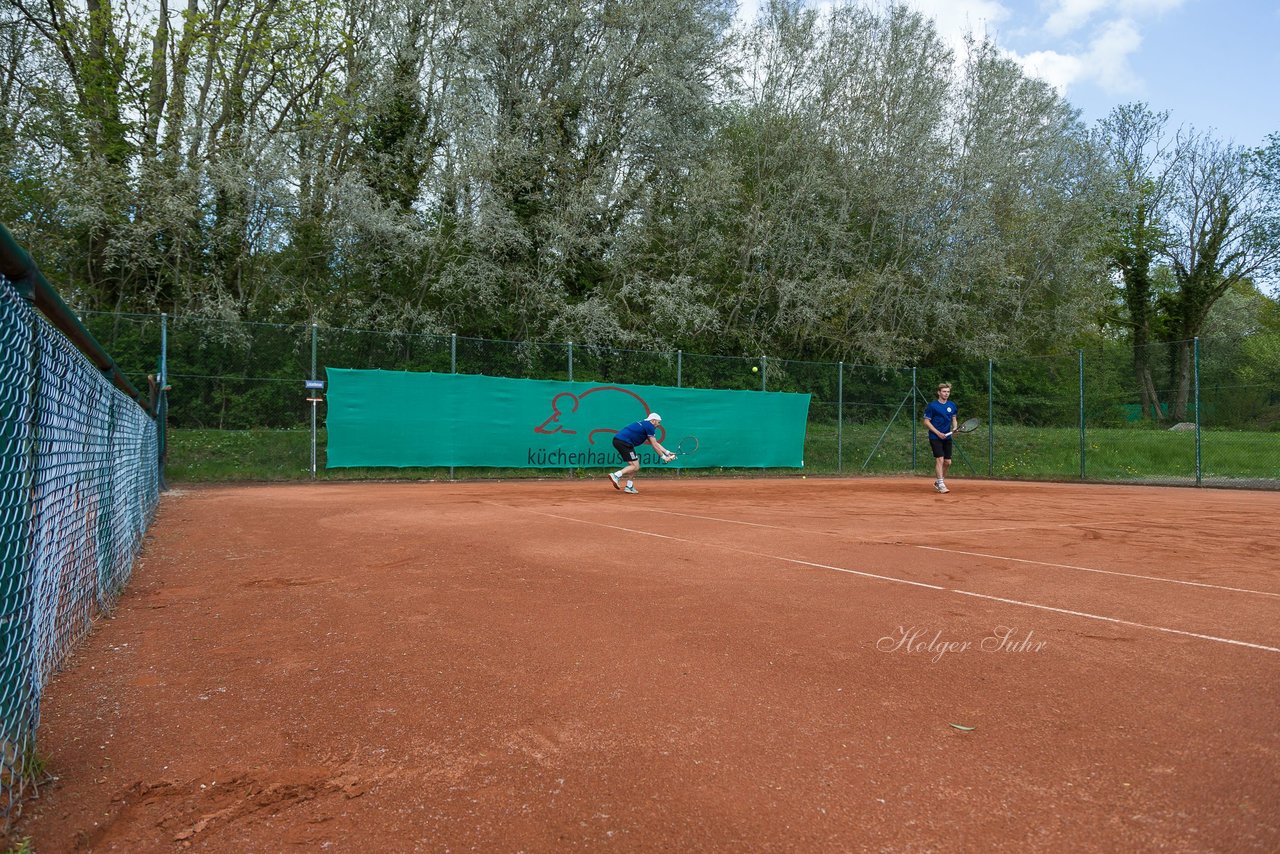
626, 480, 634, 487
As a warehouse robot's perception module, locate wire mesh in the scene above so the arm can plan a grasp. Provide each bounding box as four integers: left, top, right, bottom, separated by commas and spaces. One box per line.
1, 282, 159, 830
81, 311, 1279, 488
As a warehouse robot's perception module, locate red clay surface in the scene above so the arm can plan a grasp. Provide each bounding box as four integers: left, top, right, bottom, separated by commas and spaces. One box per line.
11, 477, 1280, 852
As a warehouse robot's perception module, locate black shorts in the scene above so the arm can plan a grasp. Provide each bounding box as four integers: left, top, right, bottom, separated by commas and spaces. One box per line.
612, 437, 639, 463
929, 434, 953, 460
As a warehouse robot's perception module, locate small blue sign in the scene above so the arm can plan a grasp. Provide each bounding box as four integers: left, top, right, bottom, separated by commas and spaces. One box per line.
304, 379, 325, 389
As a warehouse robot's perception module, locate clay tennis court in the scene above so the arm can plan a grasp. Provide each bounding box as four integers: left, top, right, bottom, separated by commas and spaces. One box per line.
14, 477, 1280, 851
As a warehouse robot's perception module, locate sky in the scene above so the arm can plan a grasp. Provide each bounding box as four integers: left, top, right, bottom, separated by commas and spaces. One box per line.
737, 0, 1280, 150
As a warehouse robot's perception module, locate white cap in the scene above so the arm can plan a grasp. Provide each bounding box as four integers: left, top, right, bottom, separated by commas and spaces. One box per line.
646, 412, 662, 423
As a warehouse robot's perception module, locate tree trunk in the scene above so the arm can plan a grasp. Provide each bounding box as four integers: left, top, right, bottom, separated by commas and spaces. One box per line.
1173, 340, 1193, 421
1121, 244, 1164, 421
1135, 359, 1162, 421
141, 0, 169, 161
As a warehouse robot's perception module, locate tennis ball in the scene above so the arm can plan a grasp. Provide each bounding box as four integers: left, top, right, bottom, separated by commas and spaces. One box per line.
751, 366, 759, 373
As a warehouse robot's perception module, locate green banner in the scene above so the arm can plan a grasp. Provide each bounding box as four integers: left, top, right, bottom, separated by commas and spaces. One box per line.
325, 370, 810, 468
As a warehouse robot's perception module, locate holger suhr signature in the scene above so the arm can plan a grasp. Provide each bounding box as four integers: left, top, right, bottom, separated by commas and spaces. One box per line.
876, 626, 1047, 663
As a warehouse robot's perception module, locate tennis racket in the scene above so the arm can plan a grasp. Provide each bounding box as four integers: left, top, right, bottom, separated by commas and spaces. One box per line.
662, 436, 698, 463
953, 418, 981, 435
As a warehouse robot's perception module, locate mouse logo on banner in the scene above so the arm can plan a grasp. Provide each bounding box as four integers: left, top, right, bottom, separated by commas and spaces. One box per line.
534, 386, 665, 444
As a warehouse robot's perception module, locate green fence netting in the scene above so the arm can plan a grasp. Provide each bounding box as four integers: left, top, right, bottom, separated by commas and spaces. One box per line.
0, 278, 159, 830
75, 311, 1280, 487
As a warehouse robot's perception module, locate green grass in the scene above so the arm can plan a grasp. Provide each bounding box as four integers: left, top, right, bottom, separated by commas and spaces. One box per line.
166, 429, 575, 482
165, 425, 1280, 486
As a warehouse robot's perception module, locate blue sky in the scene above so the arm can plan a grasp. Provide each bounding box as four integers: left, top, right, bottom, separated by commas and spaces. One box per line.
737, 0, 1280, 149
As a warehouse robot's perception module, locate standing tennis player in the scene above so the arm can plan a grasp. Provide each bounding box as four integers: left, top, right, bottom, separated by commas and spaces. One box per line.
923, 383, 958, 493
609, 413, 675, 494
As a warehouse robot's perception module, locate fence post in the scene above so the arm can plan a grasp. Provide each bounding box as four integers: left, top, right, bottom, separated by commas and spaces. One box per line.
837, 361, 844, 474
566, 342, 574, 479
911, 368, 918, 472
449, 333, 457, 481
159, 313, 168, 487
987, 359, 994, 477
677, 349, 682, 388
310, 323, 318, 480
1078, 349, 1085, 480
760, 355, 767, 391
1194, 337, 1201, 486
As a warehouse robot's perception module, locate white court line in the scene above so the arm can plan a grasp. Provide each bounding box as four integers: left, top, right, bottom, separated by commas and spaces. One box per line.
916, 545, 1280, 599
639, 508, 1278, 600
503, 505, 943, 591
496, 504, 1280, 654
645, 507, 1085, 540
953, 591, 1280, 653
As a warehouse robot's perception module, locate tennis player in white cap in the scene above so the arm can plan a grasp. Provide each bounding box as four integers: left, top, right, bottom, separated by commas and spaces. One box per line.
608, 413, 675, 494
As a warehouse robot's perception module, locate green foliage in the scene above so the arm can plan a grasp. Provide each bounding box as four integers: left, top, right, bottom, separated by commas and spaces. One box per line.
3, 0, 1122, 364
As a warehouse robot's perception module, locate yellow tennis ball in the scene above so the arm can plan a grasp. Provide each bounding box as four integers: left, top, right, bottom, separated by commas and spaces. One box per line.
751, 366, 759, 373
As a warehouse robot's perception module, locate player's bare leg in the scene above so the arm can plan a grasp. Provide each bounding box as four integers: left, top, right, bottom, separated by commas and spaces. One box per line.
612, 459, 641, 492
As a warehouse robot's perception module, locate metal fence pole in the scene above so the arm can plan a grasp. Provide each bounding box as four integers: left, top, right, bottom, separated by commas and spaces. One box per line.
310, 323, 318, 479
1078, 349, 1085, 480
159, 313, 168, 487
911, 368, 918, 472
450, 333, 456, 481
987, 359, 994, 477
837, 361, 844, 474
677, 349, 682, 387
760, 355, 767, 391
566, 342, 574, 479
1194, 337, 1202, 486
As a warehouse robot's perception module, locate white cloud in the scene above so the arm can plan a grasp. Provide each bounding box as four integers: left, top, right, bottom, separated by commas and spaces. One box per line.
1016, 50, 1085, 93
1083, 17, 1144, 94
1043, 0, 1109, 37
903, 0, 1011, 35
1043, 0, 1187, 37
1013, 16, 1144, 96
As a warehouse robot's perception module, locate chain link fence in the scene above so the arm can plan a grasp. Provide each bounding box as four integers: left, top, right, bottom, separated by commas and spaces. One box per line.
1, 283, 160, 830
78, 312, 1280, 487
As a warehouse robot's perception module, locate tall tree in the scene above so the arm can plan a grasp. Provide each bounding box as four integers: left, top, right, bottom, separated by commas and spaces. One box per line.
1162, 132, 1280, 418
7, 0, 134, 302
1097, 103, 1179, 419
940, 34, 1105, 362
426, 0, 734, 344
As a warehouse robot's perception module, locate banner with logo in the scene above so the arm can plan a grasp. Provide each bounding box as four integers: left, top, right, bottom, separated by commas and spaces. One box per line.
325, 369, 810, 468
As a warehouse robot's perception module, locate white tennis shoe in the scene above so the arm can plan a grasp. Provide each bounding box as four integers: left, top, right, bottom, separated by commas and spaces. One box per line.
624, 485, 639, 494
935, 480, 949, 494
609, 472, 621, 490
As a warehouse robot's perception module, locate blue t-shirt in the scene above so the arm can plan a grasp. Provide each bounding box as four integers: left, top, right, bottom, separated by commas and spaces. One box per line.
924, 400, 957, 434
615, 419, 656, 446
